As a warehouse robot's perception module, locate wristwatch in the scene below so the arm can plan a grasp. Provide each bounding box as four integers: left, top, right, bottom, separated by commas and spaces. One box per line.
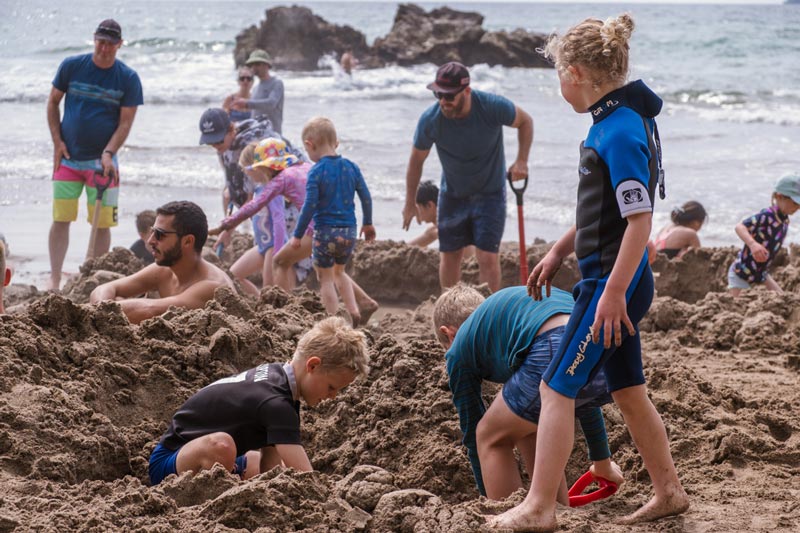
103, 149, 114, 157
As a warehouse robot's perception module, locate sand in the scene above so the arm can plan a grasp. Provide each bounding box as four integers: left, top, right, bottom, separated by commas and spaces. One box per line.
0, 239, 799, 532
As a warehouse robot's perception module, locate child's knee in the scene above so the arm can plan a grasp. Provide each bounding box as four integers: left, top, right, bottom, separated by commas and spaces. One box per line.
203, 433, 237, 466
476, 417, 513, 450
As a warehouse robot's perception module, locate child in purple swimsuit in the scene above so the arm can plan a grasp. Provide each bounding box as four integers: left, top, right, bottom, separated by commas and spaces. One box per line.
728, 174, 800, 296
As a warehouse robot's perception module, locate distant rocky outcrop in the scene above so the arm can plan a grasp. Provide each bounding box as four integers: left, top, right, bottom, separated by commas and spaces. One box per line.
234, 3, 552, 71
234, 6, 374, 71
373, 4, 550, 68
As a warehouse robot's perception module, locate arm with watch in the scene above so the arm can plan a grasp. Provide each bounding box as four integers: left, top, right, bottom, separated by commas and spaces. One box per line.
100, 106, 139, 181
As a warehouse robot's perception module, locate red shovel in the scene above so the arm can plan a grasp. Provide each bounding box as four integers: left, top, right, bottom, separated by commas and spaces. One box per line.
507, 172, 529, 285
85, 170, 115, 261
568, 470, 619, 507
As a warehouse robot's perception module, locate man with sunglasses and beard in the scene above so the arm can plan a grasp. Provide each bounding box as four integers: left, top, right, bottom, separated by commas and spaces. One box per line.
402, 62, 533, 293
90, 201, 234, 324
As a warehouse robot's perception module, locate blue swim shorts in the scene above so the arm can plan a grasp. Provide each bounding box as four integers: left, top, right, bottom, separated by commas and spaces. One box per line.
148, 442, 248, 486
543, 258, 653, 398
503, 326, 612, 423
312, 225, 357, 268
437, 189, 506, 254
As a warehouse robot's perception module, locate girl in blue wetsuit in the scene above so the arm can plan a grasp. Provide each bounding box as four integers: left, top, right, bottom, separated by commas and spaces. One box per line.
489, 14, 689, 532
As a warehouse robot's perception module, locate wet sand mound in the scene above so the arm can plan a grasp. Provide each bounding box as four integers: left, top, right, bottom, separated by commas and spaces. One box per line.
1, 240, 799, 531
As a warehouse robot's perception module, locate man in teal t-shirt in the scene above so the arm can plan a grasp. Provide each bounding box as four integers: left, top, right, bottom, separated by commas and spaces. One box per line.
402, 62, 533, 292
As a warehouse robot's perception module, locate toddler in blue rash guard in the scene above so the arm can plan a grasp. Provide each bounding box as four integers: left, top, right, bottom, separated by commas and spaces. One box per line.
728, 174, 800, 296
489, 13, 688, 532
290, 117, 375, 326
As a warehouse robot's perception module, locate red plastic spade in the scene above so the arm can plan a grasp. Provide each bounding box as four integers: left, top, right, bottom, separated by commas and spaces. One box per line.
568, 470, 618, 507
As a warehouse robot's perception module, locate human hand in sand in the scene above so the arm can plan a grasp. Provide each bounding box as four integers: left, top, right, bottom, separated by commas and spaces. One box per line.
402, 201, 418, 231
360, 224, 376, 242
590, 459, 624, 487
289, 237, 302, 249
53, 140, 70, 172
527, 252, 562, 300
592, 288, 636, 348
748, 241, 769, 263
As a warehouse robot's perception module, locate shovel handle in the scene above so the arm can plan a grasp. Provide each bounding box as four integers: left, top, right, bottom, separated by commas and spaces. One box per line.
507, 172, 528, 206
93, 170, 115, 201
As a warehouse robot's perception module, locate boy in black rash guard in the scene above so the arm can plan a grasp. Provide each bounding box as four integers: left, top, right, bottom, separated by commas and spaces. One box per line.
489, 13, 688, 533
148, 316, 369, 485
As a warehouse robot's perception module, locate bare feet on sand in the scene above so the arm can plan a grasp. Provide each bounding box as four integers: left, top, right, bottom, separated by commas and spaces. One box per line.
358, 298, 379, 325
484, 504, 556, 533
615, 490, 690, 525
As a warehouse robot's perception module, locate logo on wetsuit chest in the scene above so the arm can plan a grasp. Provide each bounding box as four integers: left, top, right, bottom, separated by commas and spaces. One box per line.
621, 188, 644, 205
566, 328, 593, 376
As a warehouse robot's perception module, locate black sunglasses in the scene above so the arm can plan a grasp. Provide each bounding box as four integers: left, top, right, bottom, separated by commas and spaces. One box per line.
239, 76, 254, 82
433, 89, 464, 102
96, 27, 121, 40
151, 227, 180, 241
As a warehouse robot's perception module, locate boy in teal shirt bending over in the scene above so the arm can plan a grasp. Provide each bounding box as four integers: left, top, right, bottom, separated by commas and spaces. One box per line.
433, 285, 623, 500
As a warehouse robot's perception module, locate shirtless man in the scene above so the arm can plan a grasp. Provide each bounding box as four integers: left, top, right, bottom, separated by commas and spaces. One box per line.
89, 201, 234, 324
0, 240, 10, 314
340, 47, 357, 76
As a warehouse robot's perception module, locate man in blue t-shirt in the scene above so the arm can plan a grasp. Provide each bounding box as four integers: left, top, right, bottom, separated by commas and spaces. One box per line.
46, 19, 143, 291
402, 62, 533, 292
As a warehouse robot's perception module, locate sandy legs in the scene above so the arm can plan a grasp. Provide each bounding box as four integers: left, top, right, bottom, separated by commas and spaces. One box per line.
273, 235, 312, 292
176, 432, 238, 474
611, 385, 689, 524
48, 221, 110, 291
175, 433, 277, 481
486, 382, 571, 532
439, 247, 501, 292
486, 383, 688, 532
230, 246, 273, 296
316, 263, 360, 324
273, 234, 378, 325
475, 248, 501, 292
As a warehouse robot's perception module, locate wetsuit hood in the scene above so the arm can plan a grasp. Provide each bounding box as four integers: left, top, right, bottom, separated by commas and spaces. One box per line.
589, 79, 662, 124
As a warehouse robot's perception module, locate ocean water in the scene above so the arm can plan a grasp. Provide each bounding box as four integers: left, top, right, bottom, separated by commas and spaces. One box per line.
1, 1, 799, 284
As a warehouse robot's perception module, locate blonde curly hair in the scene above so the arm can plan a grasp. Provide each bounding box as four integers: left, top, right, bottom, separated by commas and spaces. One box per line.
542, 13, 635, 87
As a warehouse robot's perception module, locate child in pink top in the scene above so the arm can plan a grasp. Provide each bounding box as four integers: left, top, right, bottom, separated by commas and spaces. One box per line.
209, 138, 310, 295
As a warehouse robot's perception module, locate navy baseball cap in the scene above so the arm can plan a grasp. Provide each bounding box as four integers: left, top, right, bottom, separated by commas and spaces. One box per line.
198, 108, 231, 145
427, 62, 470, 94
95, 19, 122, 44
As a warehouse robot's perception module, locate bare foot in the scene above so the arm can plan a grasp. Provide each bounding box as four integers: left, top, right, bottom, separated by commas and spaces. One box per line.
484, 504, 556, 532
46, 276, 61, 292
615, 490, 689, 525
358, 298, 379, 325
